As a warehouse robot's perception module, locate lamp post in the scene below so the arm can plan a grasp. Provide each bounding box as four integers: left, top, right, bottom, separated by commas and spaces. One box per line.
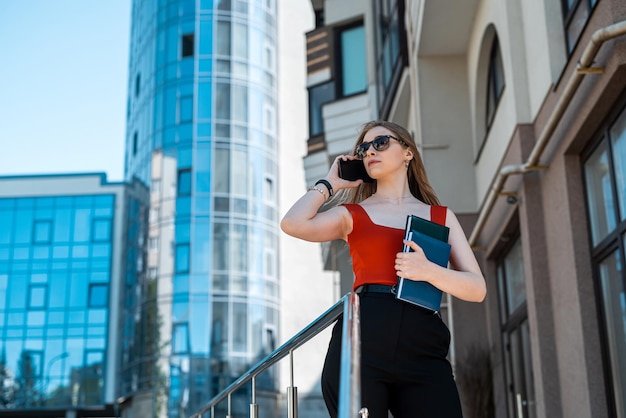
44, 352, 69, 403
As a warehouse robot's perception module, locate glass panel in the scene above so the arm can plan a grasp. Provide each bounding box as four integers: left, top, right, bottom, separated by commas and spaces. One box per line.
216, 21, 231, 55
340, 25, 366, 96
190, 300, 209, 353
198, 82, 212, 119
14, 209, 34, 244
53, 209, 71, 243
211, 301, 228, 354
173, 323, 189, 353
175, 244, 190, 273
610, 107, 626, 221
233, 22, 248, 60
215, 82, 231, 120
504, 238, 526, 315
214, 148, 230, 193
308, 81, 334, 137
0, 274, 7, 310
33, 221, 52, 243
73, 209, 91, 242
566, 1, 589, 53
232, 148, 248, 195
213, 223, 229, 270
599, 248, 626, 417
584, 141, 616, 245
233, 302, 247, 352
92, 219, 111, 242
232, 85, 248, 122
179, 96, 193, 122
232, 223, 247, 273
178, 169, 192, 196
0, 210, 14, 244
29, 285, 47, 308
89, 284, 108, 307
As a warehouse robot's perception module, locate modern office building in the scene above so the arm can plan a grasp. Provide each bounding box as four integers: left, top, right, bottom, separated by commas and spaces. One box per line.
120, 0, 283, 416
0, 173, 147, 418
303, 0, 626, 417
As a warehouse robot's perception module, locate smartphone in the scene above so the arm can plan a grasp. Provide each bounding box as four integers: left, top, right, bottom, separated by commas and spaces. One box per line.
338, 159, 375, 183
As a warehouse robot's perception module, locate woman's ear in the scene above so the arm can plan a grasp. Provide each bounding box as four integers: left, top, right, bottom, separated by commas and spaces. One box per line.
405, 150, 413, 161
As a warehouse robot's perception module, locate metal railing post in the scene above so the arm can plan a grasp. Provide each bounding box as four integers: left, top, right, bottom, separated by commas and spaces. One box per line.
287, 349, 298, 418
250, 376, 258, 418
225, 394, 232, 418
338, 292, 364, 417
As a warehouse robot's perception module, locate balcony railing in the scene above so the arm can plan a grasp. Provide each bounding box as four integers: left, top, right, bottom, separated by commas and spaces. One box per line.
188, 292, 368, 418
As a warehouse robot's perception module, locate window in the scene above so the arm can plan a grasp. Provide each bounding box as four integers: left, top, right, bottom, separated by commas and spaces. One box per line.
497, 237, 536, 418
264, 177, 274, 200
175, 244, 190, 273
486, 36, 505, 132
308, 81, 334, 137
28, 285, 47, 309
375, 0, 407, 118
133, 131, 138, 156
561, 0, 598, 54
173, 323, 190, 353
89, 284, 108, 307
33, 220, 52, 244
338, 25, 366, 97
179, 96, 193, 123
135, 73, 141, 97
582, 103, 626, 416
177, 169, 192, 196
182, 33, 194, 57
92, 219, 111, 242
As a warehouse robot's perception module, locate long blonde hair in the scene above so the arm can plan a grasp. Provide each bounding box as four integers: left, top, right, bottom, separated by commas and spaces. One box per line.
338, 120, 441, 206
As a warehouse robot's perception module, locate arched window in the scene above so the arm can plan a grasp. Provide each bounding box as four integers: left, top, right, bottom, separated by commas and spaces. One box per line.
474, 25, 505, 160
486, 36, 505, 132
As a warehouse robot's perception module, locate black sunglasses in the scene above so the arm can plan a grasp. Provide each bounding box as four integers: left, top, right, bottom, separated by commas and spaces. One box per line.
355, 135, 405, 159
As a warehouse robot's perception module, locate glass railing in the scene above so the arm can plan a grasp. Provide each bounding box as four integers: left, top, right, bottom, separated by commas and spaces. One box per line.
188, 292, 368, 418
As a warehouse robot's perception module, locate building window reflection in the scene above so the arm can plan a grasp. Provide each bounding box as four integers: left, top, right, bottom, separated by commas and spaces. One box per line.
89, 284, 108, 308
92, 218, 111, 242
178, 169, 192, 196
33, 220, 52, 244
175, 244, 190, 273
28, 285, 47, 309
182, 33, 195, 57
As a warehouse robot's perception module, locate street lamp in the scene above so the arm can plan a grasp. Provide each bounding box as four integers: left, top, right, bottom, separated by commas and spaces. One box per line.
44, 352, 69, 403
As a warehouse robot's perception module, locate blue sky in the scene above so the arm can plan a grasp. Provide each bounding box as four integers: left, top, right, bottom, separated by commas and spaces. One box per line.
0, 1, 131, 181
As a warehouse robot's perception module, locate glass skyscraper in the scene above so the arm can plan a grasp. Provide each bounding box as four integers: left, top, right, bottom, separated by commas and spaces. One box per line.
121, 0, 280, 416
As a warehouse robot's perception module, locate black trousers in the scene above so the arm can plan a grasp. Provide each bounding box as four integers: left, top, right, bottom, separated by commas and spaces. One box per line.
321, 292, 463, 418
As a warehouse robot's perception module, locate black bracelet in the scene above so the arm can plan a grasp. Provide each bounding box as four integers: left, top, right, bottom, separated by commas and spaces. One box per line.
315, 179, 333, 197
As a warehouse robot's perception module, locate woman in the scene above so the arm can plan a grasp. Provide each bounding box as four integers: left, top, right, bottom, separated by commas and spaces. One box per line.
281, 120, 486, 418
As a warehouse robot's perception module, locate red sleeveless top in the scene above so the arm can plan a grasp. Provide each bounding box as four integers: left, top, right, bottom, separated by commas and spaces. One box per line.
343, 204, 447, 290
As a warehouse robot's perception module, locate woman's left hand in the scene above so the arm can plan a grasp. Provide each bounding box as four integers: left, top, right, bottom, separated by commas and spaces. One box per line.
394, 240, 435, 282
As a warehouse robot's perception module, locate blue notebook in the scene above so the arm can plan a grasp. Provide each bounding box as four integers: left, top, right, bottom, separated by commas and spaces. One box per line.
396, 219, 451, 312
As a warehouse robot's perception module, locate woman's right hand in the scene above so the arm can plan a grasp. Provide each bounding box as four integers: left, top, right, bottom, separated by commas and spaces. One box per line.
325, 155, 364, 192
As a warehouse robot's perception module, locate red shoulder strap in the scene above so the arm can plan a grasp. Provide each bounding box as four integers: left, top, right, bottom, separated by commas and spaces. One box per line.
430, 205, 447, 226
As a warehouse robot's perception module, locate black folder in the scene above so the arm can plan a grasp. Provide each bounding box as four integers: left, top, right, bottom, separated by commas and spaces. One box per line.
396, 215, 451, 312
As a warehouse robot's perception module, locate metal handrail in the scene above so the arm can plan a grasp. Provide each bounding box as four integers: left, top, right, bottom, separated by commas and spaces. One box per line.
188, 292, 364, 418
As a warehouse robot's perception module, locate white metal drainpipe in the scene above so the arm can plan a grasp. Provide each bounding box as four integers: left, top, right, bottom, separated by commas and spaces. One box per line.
469, 20, 626, 249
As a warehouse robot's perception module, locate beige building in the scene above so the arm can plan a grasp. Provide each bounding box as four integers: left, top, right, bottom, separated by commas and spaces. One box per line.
300, 0, 626, 417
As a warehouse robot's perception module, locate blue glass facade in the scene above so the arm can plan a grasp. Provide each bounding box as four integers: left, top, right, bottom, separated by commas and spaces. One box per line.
0, 194, 114, 408
123, 0, 279, 416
